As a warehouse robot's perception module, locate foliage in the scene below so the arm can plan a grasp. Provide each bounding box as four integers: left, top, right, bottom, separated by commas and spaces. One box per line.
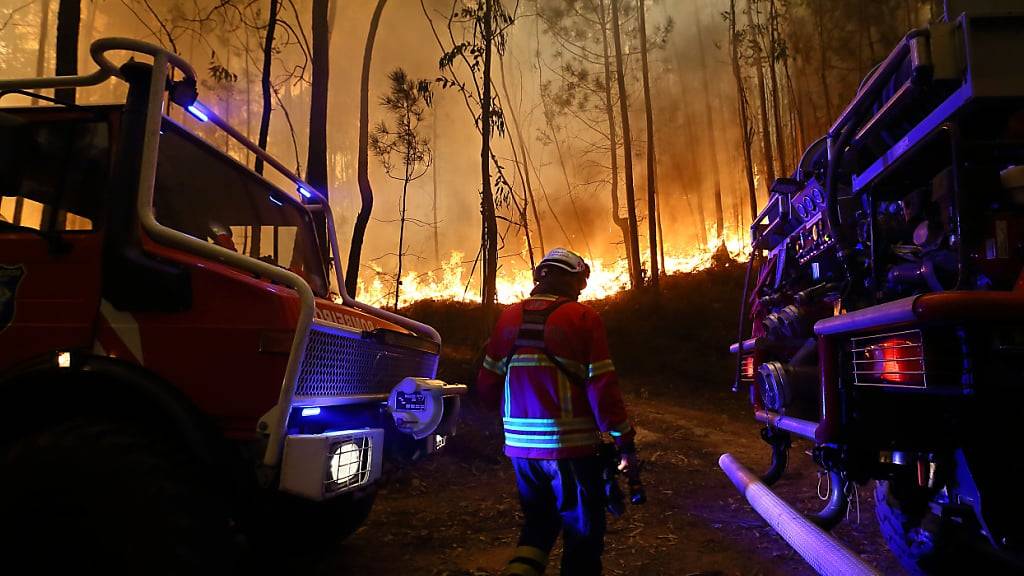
369, 68, 434, 181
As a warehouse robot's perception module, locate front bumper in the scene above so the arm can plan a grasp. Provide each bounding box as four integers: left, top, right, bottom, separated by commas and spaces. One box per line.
277, 378, 466, 501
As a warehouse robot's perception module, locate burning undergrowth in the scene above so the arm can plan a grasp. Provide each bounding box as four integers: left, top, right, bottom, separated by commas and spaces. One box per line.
403, 255, 748, 401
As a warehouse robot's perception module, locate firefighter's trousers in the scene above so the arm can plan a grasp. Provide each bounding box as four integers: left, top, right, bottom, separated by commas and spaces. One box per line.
506, 456, 606, 576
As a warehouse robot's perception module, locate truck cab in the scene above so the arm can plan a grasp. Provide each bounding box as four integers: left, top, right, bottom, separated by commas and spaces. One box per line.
0, 38, 463, 570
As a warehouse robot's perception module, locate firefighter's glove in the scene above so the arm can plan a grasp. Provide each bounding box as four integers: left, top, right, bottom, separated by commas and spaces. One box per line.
618, 450, 646, 506
617, 450, 639, 475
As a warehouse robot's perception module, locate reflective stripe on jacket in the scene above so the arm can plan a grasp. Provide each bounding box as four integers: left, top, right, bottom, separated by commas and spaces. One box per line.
477, 294, 635, 459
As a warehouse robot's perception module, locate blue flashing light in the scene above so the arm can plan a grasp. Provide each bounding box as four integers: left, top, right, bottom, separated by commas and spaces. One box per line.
187, 104, 209, 122
297, 184, 314, 199
269, 195, 284, 207
301, 407, 321, 417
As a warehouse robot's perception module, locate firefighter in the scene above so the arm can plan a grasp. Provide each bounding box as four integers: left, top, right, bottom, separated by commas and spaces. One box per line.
477, 247, 639, 576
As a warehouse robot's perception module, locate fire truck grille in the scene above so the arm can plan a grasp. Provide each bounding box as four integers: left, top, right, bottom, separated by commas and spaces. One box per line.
294, 325, 438, 398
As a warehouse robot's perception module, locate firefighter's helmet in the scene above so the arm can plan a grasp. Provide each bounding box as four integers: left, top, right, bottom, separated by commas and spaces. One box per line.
535, 248, 590, 281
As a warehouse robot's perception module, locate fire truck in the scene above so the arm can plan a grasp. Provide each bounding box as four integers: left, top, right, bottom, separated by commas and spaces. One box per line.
0, 39, 464, 571
723, 1, 1024, 574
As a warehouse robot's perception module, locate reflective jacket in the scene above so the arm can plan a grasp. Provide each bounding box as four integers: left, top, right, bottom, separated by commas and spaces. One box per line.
477, 294, 635, 459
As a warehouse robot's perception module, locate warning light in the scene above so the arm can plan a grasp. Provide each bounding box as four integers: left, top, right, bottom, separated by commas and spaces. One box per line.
57, 351, 71, 368
186, 104, 208, 122
297, 184, 314, 199
301, 407, 321, 417
866, 338, 923, 384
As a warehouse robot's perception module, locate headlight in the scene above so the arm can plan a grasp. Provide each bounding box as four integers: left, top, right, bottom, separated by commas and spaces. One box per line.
280, 428, 384, 500
326, 436, 370, 492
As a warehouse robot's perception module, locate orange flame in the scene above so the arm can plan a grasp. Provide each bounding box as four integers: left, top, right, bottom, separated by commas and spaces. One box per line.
354, 233, 749, 308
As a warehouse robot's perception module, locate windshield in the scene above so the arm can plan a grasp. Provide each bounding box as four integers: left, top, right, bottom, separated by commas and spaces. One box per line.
153, 120, 329, 296
0, 110, 110, 232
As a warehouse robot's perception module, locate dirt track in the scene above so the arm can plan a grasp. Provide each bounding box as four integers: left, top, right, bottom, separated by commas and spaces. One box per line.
318, 387, 906, 576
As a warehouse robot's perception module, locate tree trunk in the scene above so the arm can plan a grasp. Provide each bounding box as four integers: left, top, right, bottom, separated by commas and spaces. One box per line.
531, 15, 575, 250
255, 0, 279, 176
535, 25, 591, 260
395, 163, 410, 310
637, 0, 659, 287
695, 0, 724, 242
499, 53, 542, 263
79, 0, 95, 75
480, 0, 498, 312
598, 0, 632, 279
33, 0, 51, 107
56, 0, 78, 102
747, 0, 775, 193
610, 0, 642, 288
766, 0, 786, 174
783, 52, 806, 164
815, 0, 833, 121
432, 99, 442, 266
346, 0, 387, 298
730, 0, 758, 221
680, 94, 707, 248
307, 0, 331, 265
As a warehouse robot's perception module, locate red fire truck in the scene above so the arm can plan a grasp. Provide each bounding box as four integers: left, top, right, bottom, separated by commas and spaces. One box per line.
0, 38, 464, 571
723, 2, 1024, 574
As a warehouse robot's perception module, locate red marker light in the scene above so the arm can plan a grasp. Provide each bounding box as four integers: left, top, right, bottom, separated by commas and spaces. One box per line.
865, 338, 924, 384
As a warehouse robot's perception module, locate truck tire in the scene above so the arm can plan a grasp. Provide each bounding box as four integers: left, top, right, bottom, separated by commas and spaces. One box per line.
0, 418, 234, 575
875, 480, 1006, 575
874, 480, 942, 576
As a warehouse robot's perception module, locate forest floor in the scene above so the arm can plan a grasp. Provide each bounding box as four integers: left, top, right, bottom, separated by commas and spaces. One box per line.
316, 261, 906, 575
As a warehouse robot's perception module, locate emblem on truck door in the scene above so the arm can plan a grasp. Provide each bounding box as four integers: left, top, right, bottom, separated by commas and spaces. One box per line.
0, 265, 25, 333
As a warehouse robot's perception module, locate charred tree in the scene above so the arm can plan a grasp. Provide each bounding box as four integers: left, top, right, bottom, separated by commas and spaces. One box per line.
729, 0, 758, 221
307, 0, 331, 265
598, 0, 633, 280
611, 0, 643, 288
346, 0, 387, 298
499, 52, 542, 262
479, 0, 498, 312
694, 0, 724, 241
638, 0, 659, 286
55, 0, 79, 103
33, 0, 50, 108
254, 0, 279, 176
746, 0, 775, 191
766, 0, 787, 174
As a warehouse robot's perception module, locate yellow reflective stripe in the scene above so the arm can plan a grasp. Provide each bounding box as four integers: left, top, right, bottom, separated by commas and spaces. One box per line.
588, 359, 615, 378
512, 546, 548, 566
530, 294, 559, 301
507, 354, 552, 368
483, 354, 507, 375
556, 356, 586, 378
507, 354, 586, 379
558, 371, 572, 419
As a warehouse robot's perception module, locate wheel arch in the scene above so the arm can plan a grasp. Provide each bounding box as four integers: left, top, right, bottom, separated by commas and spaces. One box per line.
0, 352, 236, 486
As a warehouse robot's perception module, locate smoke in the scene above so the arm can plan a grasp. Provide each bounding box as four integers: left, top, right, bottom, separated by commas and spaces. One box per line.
0, 0, 934, 304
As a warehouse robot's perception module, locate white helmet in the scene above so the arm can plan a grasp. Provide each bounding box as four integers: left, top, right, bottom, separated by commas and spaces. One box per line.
536, 248, 590, 279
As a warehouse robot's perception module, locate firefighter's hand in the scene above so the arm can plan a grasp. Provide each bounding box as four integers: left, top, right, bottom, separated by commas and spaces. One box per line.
618, 451, 640, 475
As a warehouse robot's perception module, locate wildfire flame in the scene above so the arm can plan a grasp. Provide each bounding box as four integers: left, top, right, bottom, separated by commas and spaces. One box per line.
355, 233, 749, 308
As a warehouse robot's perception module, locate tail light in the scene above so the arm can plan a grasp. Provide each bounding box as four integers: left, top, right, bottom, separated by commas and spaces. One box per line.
850, 330, 926, 387
742, 355, 755, 380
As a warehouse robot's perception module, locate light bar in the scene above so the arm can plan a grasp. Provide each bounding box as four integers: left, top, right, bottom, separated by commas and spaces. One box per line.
301, 407, 321, 417
186, 103, 208, 122
297, 184, 314, 199
268, 195, 284, 207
